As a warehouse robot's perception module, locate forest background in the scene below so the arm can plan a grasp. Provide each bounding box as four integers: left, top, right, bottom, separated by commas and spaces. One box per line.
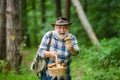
0, 0, 120, 80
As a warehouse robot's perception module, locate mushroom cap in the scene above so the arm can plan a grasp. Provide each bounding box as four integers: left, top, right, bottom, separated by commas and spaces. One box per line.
64, 37, 72, 41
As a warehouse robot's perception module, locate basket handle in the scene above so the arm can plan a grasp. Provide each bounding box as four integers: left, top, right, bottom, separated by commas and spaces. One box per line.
55, 57, 60, 68
55, 56, 58, 64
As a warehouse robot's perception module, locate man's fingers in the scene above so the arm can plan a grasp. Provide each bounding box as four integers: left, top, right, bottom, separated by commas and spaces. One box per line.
66, 45, 72, 50
50, 51, 57, 60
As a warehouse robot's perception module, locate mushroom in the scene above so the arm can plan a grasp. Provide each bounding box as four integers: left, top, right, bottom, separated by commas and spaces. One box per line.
64, 37, 72, 45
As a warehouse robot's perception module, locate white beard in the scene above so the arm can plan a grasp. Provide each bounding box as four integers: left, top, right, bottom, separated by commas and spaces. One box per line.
55, 30, 68, 40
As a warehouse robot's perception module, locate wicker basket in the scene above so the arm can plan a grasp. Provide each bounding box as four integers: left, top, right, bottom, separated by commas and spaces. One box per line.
48, 63, 66, 76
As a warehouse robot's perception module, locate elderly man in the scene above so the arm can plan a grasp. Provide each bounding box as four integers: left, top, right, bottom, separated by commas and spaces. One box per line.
38, 17, 79, 80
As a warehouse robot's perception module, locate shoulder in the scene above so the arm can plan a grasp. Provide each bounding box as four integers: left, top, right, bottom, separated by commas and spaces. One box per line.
67, 33, 77, 39
45, 31, 53, 35
67, 33, 78, 42
44, 31, 53, 38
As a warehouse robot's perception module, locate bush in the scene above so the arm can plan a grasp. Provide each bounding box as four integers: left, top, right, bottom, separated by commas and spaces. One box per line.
81, 38, 120, 80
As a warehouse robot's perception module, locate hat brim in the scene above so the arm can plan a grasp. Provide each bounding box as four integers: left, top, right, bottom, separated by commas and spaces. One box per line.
51, 22, 72, 27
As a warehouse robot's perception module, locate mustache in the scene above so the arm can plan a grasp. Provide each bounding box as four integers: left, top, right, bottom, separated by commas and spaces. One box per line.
55, 31, 68, 39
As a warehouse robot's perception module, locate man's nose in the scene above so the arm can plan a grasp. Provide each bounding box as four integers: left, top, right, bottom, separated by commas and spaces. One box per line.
60, 28, 65, 31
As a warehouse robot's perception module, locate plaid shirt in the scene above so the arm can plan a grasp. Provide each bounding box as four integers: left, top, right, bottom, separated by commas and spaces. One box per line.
38, 31, 79, 80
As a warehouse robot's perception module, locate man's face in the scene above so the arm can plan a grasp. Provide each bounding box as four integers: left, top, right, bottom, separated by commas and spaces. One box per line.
55, 25, 69, 40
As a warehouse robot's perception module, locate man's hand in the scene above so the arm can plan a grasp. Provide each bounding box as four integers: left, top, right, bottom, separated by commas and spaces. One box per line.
66, 44, 77, 55
44, 51, 57, 60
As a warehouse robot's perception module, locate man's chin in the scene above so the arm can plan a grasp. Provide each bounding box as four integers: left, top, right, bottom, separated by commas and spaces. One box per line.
59, 35, 66, 40
55, 31, 68, 40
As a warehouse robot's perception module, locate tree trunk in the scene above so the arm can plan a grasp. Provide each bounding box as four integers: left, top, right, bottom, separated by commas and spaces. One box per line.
0, 0, 6, 59
71, 0, 100, 46
55, 0, 61, 17
6, 0, 22, 73
64, 0, 71, 21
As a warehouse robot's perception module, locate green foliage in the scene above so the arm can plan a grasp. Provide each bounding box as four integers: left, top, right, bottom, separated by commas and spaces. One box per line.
86, 0, 120, 38
0, 66, 38, 80
0, 47, 38, 80
0, 60, 6, 72
21, 0, 120, 47
81, 38, 120, 80
1, 38, 120, 79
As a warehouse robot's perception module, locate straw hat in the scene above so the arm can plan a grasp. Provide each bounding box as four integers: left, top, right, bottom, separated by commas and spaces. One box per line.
51, 17, 72, 27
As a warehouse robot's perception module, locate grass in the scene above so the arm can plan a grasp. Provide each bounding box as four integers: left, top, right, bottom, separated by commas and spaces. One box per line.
0, 47, 38, 80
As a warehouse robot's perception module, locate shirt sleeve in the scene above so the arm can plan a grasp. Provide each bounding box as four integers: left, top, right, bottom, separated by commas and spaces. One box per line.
71, 35, 80, 55
38, 31, 52, 58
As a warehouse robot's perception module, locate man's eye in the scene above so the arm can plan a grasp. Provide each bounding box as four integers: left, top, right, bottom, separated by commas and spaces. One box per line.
58, 27, 61, 29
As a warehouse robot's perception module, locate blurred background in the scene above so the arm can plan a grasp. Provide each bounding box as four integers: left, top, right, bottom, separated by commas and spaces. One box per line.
0, 0, 120, 80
